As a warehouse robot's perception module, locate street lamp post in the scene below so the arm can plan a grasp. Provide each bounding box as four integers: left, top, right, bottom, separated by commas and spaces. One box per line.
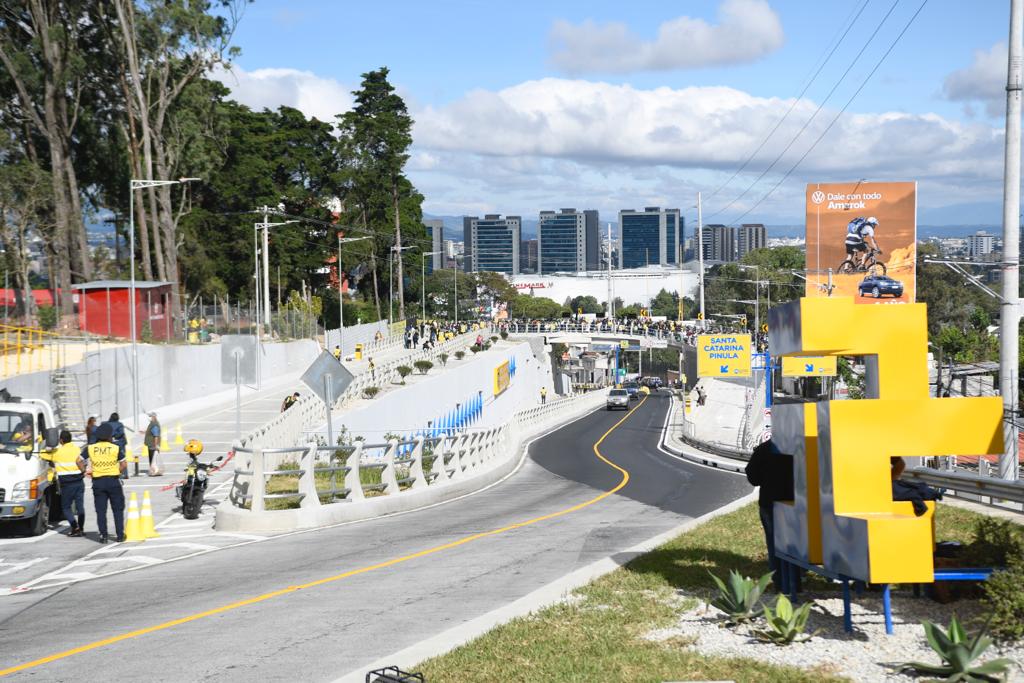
337, 235, 370, 353
129, 177, 198, 461
422, 251, 441, 320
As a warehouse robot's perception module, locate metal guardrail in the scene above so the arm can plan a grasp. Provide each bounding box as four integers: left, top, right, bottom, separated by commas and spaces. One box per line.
905, 466, 1024, 505
227, 391, 607, 513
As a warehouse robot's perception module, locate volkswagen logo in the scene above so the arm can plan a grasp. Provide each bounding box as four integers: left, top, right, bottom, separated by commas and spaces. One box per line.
811, 190, 825, 204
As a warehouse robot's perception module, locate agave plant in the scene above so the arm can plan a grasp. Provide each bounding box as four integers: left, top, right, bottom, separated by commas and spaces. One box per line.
708, 570, 772, 624
900, 616, 1012, 683
753, 594, 815, 645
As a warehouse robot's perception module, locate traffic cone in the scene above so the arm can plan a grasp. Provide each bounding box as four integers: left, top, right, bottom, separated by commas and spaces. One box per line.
140, 490, 160, 539
174, 423, 184, 445
126, 439, 136, 465
141, 444, 149, 461
123, 492, 145, 542
160, 430, 170, 451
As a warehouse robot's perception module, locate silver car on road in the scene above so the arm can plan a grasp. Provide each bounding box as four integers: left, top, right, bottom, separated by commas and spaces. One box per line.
606, 388, 629, 411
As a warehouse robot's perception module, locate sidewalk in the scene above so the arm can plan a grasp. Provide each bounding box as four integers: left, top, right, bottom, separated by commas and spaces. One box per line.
688, 376, 750, 449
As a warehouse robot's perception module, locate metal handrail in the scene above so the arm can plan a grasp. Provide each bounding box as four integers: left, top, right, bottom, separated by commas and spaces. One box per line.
905, 467, 1024, 504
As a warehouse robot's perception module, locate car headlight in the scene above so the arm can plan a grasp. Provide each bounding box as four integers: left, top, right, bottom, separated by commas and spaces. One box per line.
11, 477, 40, 501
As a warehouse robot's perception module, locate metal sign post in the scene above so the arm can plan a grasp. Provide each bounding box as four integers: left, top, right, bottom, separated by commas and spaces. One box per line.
220, 335, 258, 442
323, 374, 334, 448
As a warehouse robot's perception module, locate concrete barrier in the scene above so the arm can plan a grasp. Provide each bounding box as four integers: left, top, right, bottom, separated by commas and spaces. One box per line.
216, 391, 605, 532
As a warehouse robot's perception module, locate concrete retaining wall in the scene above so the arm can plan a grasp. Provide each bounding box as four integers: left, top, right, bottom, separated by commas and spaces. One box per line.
318, 341, 555, 442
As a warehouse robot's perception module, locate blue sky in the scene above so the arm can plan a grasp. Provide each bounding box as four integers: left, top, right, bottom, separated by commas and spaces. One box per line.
215, 0, 1015, 225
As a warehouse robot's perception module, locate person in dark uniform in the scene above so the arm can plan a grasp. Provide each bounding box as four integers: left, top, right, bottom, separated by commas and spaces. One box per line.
83, 423, 126, 543
744, 438, 794, 590
42, 430, 87, 536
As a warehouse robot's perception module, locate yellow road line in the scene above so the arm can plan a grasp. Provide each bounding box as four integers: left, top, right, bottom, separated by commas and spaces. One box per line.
0, 397, 646, 678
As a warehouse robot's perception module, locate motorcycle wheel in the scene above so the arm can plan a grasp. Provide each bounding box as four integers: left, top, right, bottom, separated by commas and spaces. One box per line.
837, 259, 855, 274
182, 491, 202, 520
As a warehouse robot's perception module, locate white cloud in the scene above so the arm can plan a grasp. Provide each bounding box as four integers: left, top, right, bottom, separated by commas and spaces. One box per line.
942, 43, 1006, 117
209, 64, 353, 123
548, 0, 784, 74
415, 78, 1001, 182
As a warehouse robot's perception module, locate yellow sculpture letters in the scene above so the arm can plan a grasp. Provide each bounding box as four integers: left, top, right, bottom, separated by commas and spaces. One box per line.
768, 297, 1003, 584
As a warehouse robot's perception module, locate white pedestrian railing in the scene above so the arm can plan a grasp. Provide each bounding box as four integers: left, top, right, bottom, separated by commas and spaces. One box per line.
237, 329, 496, 451
227, 391, 606, 512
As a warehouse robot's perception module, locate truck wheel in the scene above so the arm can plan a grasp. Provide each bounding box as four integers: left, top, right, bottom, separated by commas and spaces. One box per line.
25, 496, 49, 536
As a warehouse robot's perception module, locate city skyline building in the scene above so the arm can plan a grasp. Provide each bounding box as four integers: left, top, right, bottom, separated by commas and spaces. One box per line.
463, 214, 521, 275
424, 219, 444, 273
618, 207, 683, 269
737, 223, 767, 260
537, 208, 599, 274
968, 230, 995, 259
702, 224, 736, 262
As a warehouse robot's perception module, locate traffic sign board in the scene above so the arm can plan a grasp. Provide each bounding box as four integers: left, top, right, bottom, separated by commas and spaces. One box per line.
781, 356, 838, 377
696, 334, 752, 378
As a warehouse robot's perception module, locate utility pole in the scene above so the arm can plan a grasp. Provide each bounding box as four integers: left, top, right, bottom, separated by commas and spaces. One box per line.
999, 0, 1023, 481
261, 207, 272, 334
696, 192, 706, 328
606, 223, 614, 321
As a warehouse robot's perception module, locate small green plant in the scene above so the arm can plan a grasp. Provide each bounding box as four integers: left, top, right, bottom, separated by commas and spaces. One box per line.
454, 350, 465, 361
981, 562, 1024, 641
37, 305, 57, 330
899, 616, 1012, 682
490, 335, 499, 344
753, 594, 815, 645
470, 344, 481, 354
708, 570, 771, 624
482, 342, 491, 351
414, 359, 433, 375
963, 517, 1024, 568
396, 365, 413, 384
362, 386, 380, 399
500, 331, 508, 340
438, 352, 449, 367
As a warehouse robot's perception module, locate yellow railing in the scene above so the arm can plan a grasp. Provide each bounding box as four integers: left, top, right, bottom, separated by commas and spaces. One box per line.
0, 324, 65, 377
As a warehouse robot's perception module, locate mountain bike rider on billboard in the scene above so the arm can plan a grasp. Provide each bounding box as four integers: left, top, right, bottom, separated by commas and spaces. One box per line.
844, 216, 881, 269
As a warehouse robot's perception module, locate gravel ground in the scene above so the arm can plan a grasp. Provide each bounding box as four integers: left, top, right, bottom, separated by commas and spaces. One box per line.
645, 589, 1024, 682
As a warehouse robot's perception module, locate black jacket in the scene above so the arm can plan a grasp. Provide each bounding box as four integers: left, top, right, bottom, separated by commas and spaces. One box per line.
745, 440, 794, 506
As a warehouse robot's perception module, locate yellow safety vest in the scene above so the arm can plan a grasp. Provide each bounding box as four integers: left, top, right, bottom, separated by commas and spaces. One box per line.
42, 443, 83, 478
87, 442, 122, 478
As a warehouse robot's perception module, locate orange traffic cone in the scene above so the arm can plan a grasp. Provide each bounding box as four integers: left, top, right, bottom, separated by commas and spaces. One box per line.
140, 490, 160, 539
123, 492, 144, 542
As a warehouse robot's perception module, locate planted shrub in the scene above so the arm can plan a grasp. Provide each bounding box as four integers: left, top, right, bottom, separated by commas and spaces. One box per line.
482, 342, 491, 351
470, 344, 481, 354
900, 616, 1012, 681
396, 365, 413, 384
438, 352, 449, 367
981, 562, 1024, 641
414, 359, 433, 375
753, 594, 815, 645
500, 331, 508, 340
362, 386, 380, 399
708, 570, 771, 625
490, 335, 499, 344
454, 350, 466, 361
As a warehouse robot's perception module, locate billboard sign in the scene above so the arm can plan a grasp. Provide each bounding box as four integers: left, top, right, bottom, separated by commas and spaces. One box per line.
805, 181, 916, 304
493, 360, 511, 396
697, 334, 751, 377
781, 356, 838, 377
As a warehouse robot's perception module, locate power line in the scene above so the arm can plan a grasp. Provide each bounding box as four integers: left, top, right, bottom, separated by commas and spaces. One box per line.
704, 0, 902, 222
704, 0, 872, 202
726, 0, 930, 227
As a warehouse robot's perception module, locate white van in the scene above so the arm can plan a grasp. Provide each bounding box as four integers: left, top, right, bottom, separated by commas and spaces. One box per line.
0, 391, 60, 536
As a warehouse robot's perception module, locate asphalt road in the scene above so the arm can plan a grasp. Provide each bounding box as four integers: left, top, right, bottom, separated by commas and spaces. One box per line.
0, 391, 749, 682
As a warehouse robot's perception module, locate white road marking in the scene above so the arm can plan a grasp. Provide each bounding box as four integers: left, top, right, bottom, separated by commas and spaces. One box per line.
0, 557, 47, 577
90, 541, 216, 554
71, 555, 163, 567
0, 530, 59, 546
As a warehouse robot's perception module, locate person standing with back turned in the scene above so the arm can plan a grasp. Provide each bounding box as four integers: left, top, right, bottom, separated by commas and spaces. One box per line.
83, 423, 127, 543
744, 438, 793, 590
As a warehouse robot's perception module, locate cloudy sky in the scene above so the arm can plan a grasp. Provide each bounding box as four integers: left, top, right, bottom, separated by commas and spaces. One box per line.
213, 0, 1012, 226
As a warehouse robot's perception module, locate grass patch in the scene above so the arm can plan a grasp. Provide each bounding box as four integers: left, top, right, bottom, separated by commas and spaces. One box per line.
416, 501, 993, 682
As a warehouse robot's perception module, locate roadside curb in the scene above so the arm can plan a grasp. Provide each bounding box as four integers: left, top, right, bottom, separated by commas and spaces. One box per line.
659, 395, 748, 474
332, 489, 758, 683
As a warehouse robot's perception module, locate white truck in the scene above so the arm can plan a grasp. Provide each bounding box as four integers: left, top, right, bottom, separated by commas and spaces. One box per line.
0, 390, 61, 536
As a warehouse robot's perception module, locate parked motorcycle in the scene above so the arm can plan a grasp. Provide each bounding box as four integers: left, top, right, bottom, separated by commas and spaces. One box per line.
175, 439, 223, 520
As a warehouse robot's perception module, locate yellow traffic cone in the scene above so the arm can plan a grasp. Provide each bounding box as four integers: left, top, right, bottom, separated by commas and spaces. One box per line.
123, 492, 145, 542
174, 423, 184, 445
140, 490, 160, 539
126, 439, 136, 466
141, 444, 149, 461
160, 431, 170, 451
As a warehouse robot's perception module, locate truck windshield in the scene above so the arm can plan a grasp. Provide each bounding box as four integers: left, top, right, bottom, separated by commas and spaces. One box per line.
0, 411, 35, 453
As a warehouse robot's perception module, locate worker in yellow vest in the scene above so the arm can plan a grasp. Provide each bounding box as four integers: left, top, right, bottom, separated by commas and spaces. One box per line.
333, 345, 342, 361
41, 430, 87, 536
540, 386, 547, 404
83, 423, 126, 543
